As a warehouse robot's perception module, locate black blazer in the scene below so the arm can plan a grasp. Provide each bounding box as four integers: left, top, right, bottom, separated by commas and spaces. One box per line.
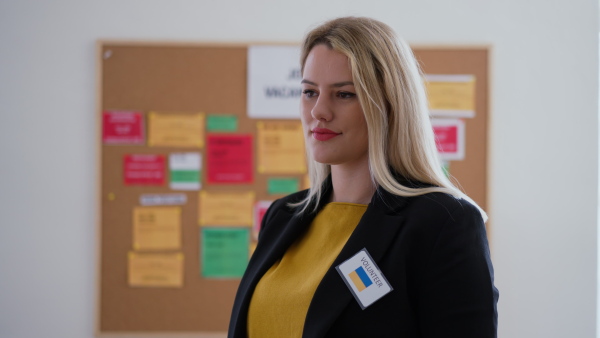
229, 180, 498, 337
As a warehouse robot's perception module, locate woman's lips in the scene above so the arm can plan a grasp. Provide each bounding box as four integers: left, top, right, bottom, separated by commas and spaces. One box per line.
312, 128, 341, 141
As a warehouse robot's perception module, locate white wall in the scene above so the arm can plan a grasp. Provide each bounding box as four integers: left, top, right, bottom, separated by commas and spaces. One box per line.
0, 1, 597, 337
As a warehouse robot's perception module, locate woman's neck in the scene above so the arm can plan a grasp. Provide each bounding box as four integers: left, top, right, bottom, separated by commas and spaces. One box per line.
329, 161, 376, 205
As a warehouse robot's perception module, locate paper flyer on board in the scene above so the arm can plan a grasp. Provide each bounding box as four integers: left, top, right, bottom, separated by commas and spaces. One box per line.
102, 110, 145, 145
424, 74, 476, 118
247, 45, 302, 119
148, 112, 205, 148
257, 121, 306, 174
201, 228, 250, 279
169, 152, 201, 190
128, 252, 184, 287
133, 206, 181, 251
431, 118, 465, 161
199, 191, 255, 226
206, 134, 253, 184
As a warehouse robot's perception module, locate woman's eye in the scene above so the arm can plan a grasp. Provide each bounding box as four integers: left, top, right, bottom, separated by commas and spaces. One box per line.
338, 91, 356, 99
302, 89, 317, 98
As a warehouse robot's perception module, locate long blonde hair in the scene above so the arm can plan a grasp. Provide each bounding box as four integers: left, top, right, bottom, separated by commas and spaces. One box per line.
294, 17, 487, 221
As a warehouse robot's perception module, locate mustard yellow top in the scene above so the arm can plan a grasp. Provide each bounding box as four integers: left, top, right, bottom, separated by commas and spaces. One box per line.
247, 202, 367, 338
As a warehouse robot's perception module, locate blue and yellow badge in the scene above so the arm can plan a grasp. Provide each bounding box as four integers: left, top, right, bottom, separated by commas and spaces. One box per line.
336, 248, 393, 309
348, 266, 373, 291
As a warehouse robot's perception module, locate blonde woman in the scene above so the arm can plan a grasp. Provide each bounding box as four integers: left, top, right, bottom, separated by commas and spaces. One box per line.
229, 17, 498, 338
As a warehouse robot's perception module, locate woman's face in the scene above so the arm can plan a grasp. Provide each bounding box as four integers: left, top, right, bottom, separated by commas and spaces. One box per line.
300, 44, 369, 168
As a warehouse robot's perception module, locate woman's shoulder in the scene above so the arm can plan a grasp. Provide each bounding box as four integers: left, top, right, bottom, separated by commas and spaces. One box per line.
380, 189, 483, 228
268, 189, 310, 211
410, 191, 478, 215
403, 194, 486, 248
259, 189, 312, 227
383, 192, 490, 273
384, 175, 481, 219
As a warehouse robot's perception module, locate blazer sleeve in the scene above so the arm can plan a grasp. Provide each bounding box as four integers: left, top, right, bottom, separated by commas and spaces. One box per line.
416, 201, 499, 337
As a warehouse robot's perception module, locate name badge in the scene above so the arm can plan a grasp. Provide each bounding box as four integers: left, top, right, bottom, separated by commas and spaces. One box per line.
336, 248, 393, 309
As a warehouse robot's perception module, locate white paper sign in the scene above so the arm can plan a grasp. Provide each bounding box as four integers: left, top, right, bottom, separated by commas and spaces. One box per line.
336, 249, 393, 309
247, 45, 302, 119
169, 152, 202, 190
140, 194, 187, 206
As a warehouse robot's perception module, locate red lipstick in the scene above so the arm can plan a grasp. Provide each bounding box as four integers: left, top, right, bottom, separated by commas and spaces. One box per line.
312, 128, 341, 141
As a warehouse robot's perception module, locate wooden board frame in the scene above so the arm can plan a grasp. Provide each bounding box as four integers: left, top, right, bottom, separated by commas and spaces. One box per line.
96, 41, 490, 337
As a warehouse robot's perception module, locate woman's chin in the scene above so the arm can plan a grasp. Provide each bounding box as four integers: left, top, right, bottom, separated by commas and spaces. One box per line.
312, 157, 339, 166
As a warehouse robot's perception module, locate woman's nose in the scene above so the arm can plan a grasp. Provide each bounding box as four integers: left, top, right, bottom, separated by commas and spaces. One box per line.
311, 96, 333, 122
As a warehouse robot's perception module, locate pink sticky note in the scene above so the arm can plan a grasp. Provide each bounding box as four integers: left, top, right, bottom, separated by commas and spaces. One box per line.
124, 154, 165, 185
207, 134, 253, 184
103, 111, 145, 145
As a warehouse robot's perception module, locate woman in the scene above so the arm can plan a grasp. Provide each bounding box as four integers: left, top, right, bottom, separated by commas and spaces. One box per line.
229, 17, 498, 337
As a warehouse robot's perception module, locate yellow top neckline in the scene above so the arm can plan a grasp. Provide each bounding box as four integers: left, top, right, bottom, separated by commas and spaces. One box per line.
247, 201, 367, 337
325, 202, 368, 207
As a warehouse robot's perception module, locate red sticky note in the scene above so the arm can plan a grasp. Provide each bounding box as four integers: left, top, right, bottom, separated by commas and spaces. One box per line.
432, 119, 465, 161
207, 134, 253, 184
124, 154, 165, 185
434, 125, 458, 152
103, 111, 145, 144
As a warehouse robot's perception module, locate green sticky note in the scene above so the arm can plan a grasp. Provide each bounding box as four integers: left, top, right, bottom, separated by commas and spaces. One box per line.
207, 115, 238, 132
441, 161, 450, 178
201, 228, 249, 278
171, 170, 200, 183
170, 169, 201, 190
268, 178, 299, 195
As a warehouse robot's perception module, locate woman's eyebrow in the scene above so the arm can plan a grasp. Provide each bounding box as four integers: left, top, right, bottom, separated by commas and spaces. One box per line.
331, 81, 354, 88
301, 79, 354, 87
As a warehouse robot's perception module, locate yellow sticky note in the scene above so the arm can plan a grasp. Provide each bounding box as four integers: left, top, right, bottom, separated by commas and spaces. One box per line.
133, 207, 181, 251
148, 112, 205, 148
257, 121, 307, 174
303, 175, 311, 190
128, 252, 184, 287
199, 191, 254, 226
424, 75, 476, 117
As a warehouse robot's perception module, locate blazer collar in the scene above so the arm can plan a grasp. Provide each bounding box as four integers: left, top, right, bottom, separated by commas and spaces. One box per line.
231, 175, 413, 338
229, 190, 324, 338
302, 179, 410, 337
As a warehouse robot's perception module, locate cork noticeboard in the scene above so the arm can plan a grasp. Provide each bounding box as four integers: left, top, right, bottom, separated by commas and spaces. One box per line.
97, 42, 489, 336
413, 47, 489, 211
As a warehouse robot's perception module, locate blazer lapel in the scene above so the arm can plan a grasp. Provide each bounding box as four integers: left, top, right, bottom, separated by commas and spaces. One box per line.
231, 181, 334, 337
229, 206, 316, 337
302, 190, 408, 338
251, 208, 313, 282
